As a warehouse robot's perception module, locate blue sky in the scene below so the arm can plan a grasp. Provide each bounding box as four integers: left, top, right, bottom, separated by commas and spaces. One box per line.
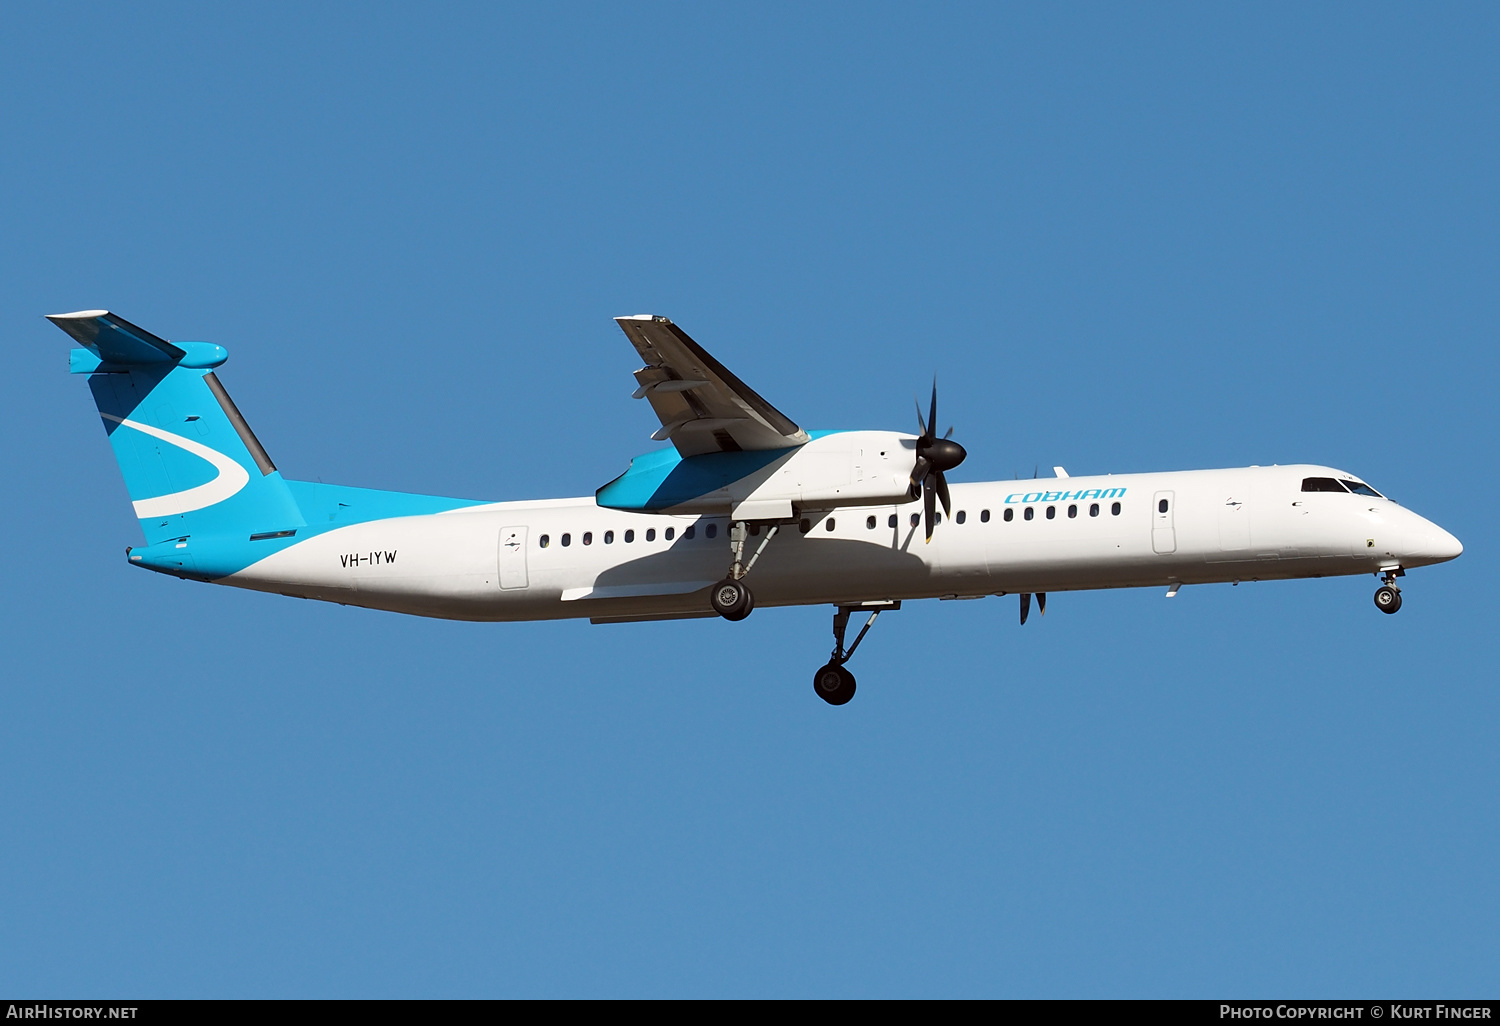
1, 2, 1496, 997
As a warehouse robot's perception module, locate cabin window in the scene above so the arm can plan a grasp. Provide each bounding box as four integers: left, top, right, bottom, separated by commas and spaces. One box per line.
706, 523, 717, 539
956, 510, 966, 524
583, 531, 593, 545
664, 527, 674, 540
826, 518, 836, 531
1024, 507, 1034, 521
888, 514, 898, 529
625, 529, 635, 543
561, 533, 571, 547
1345, 480, 1384, 498
980, 509, 990, 523
1158, 499, 1169, 513
1111, 502, 1121, 515
866, 515, 876, 529
1004, 508, 1014, 522
539, 534, 550, 548
604, 530, 614, 544
1090, 503, 1100, 517
646, 528, 656, 541
1068, 505, 1077, 519
911, 513, 920, 527
1046, 506, 1056, 520
1302, 477, 1349, 493
684, 525, 695, 540
799, 518, 812, 534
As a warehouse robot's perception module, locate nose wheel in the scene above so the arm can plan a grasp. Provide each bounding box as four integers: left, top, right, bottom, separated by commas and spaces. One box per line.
1374, 568, 1403, 614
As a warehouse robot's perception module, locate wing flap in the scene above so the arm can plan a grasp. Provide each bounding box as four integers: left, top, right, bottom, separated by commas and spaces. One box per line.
616, 315, 808, 457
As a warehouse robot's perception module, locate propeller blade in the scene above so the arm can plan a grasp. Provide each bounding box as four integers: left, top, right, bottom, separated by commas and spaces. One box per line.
914, 399, 928, 440
910, 455, 931, 494
910, 377, 963, 541
943, 426, 954, 440
1020, 592, 1031, 625
923, 479, 936, 543
1037, 592, 1047, 616
928, 380, 938, 449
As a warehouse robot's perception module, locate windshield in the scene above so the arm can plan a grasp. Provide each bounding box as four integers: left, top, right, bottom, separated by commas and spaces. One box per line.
1343, 480, 1383, 498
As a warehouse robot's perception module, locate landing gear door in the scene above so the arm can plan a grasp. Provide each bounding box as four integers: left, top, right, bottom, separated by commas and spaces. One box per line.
1152, 491, 1176, 554
498, 526, 528, 590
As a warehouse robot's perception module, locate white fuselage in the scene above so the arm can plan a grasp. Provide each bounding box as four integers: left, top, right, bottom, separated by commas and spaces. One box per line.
224, 464, 1462, 623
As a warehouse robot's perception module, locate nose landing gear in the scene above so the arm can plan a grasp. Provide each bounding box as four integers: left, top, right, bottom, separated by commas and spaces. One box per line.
813, 602, 899, 705
1374, 567, 1404, 614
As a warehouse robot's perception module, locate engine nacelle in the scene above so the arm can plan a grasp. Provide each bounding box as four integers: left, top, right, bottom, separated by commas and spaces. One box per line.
596, 430, 918, 519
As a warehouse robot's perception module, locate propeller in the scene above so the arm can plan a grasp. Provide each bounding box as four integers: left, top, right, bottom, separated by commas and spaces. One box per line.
910, 379, 967, 543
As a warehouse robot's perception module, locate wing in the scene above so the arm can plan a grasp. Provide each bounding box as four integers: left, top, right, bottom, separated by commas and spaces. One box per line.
615, 315, 809, 457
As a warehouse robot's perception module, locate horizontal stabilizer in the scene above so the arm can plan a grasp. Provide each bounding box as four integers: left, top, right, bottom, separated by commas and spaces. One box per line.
48, 310, 185, 365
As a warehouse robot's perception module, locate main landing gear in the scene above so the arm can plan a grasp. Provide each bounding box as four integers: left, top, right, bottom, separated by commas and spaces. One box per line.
710, 520, 780, 621
1374, 567, 1404, 614
813, 603, 899, 706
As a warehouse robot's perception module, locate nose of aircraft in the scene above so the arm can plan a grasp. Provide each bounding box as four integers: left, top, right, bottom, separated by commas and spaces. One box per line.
1408, 518, 1463, 565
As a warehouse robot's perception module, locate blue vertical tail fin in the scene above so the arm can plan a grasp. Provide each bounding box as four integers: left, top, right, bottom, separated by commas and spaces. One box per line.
51, 311, 305, 557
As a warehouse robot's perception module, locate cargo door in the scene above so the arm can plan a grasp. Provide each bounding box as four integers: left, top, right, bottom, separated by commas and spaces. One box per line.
1218, 483, 1251, 552
498, 526, 529, 590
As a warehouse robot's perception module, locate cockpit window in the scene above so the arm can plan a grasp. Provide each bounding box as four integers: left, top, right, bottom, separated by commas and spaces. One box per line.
1343, 480, 1383, 498
1302, 477, 1349, 493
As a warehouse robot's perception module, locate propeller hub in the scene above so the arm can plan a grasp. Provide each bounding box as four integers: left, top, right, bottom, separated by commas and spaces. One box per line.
921, 438, 966, 473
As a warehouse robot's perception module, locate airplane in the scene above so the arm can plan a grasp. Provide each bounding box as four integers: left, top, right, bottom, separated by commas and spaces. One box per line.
50, 310, 1463, 705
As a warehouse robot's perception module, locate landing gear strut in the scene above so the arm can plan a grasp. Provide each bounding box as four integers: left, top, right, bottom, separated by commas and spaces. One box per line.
1374, 567, 1403, 614
813, 602, 899, 705
710, 521, 779, 621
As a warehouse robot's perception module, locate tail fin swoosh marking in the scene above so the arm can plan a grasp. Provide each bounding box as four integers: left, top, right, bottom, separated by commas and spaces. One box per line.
100, 414, 251, 517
